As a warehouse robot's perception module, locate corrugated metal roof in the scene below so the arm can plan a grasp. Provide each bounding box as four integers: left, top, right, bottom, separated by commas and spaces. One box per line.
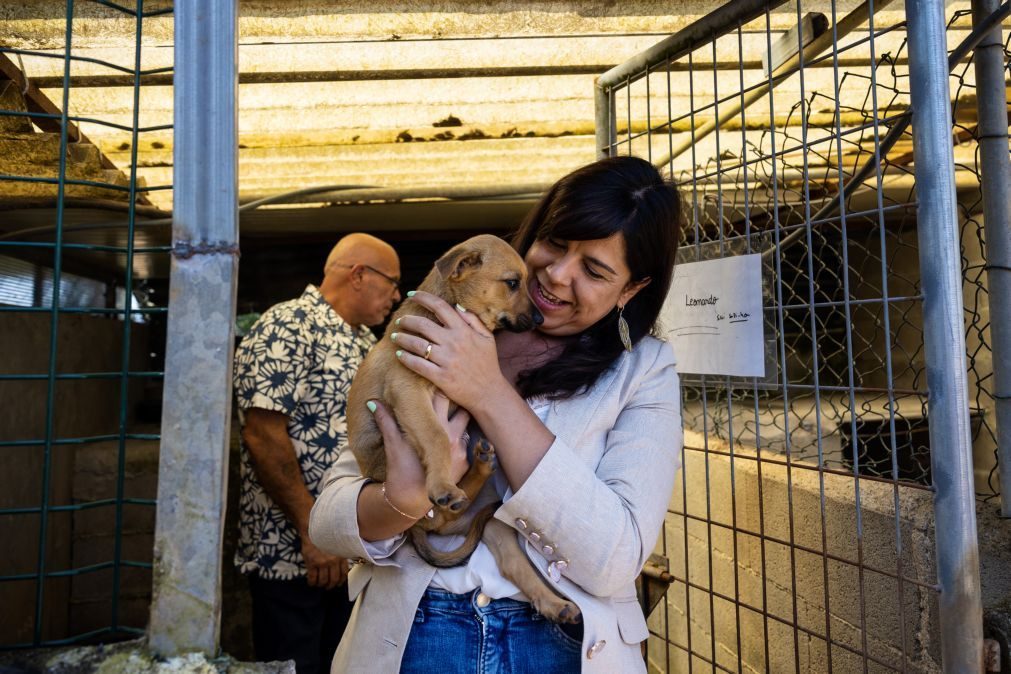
2, 0, 925, 215
0, 0, 997, 286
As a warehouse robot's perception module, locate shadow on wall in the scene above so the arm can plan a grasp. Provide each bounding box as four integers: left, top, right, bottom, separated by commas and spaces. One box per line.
0, 313, 156, 645
0, 312, 255, 653
221, 421, 254, 660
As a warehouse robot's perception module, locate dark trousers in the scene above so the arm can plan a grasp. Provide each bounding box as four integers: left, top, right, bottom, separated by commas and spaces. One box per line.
248, 574, 355, 674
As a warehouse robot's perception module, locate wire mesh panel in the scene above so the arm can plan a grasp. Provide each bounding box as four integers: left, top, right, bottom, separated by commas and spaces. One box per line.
597, 0, 1001, 671
0, 0, 173, 648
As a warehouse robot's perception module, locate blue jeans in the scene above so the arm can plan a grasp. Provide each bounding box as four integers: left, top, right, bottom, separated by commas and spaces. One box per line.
400, 588, 583, 673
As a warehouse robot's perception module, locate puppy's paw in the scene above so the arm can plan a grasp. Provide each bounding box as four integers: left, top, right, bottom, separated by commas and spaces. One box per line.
430, 483, 470, 512
473, 439, 496, 465
533, 595, 582, 624
556, 602, 582, 624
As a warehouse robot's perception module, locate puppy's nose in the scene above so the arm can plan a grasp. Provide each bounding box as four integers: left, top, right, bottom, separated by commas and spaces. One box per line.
531, 309, 543, 326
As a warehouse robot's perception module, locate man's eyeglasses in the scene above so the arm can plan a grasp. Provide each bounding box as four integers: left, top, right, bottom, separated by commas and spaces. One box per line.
335, 264, 401, 292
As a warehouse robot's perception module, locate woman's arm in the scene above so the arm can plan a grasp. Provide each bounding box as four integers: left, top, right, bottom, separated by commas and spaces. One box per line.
390, 292, 556, 491
494, 343, 682, 597
393, 299, 682, 597
309, 394, 471, 554
356, 396, 470, 541
309, 449, 380, 561
465, 385, 555, 489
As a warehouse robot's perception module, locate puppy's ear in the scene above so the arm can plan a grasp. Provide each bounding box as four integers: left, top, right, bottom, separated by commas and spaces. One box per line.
435, 248, 483, 281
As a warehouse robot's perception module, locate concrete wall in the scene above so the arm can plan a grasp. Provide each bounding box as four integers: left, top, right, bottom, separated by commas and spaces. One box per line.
0, 310, 260, 651
650, 427, 1011, 673
648, 430, 941, 673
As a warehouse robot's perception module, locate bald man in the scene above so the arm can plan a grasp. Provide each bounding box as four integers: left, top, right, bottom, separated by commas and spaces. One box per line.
233, 233, 401, 673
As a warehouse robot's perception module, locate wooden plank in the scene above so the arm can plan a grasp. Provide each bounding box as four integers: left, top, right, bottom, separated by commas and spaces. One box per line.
761, 12, 830, 76
0, 52, 152, 205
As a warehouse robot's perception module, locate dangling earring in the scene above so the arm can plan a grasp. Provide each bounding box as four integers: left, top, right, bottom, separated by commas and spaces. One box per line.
617, 304, 632, 352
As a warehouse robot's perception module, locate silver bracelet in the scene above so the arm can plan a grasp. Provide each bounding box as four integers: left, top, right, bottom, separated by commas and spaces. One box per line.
381, 482, 425, 520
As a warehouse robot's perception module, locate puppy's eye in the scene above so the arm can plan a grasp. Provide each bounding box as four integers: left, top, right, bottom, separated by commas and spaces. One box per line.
505, 279, 520, 291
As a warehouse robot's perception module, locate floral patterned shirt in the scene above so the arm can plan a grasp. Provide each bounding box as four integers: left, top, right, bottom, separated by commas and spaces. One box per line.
233, 285, 376, 579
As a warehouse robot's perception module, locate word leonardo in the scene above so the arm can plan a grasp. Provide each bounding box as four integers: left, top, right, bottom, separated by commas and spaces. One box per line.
685, 294, 719, 307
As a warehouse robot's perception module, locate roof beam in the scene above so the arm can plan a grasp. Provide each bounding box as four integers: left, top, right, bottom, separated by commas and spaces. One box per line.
0, 51, 152, 205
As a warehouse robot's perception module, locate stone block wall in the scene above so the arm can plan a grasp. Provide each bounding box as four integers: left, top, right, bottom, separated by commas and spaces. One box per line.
68, 436, 159, 637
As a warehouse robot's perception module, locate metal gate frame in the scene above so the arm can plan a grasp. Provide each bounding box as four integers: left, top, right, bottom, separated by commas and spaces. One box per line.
593, 0, 1004, 670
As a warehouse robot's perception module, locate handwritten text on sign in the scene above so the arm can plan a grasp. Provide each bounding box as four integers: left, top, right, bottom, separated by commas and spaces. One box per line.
660, 253, 765, 377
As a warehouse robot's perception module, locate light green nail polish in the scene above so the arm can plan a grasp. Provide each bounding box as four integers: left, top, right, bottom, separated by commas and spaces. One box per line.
455, 304, 467, 313
407, 290, 416, 297
395, 317, 402, 326
391, 332, 398, 342
366, 401, 377, 414
396, 350, 403, 358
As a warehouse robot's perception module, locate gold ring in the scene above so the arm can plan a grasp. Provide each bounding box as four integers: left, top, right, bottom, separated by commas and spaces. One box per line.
424, 343, 433, 360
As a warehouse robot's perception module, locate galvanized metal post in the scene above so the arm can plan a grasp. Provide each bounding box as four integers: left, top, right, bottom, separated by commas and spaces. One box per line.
970, 0, 1011, 518
905, 0, 984, 670
148, 0, 238, 656
593, 81, 614, 160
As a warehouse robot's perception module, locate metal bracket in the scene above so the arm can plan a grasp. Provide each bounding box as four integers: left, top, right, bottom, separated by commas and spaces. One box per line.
171, 239, 240, 259
636, 553, 673, 618
762, 12, 830, 76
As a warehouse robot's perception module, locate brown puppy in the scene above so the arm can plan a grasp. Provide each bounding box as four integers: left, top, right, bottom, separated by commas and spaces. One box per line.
348, 235, 538, 510
346, 234, 580, 623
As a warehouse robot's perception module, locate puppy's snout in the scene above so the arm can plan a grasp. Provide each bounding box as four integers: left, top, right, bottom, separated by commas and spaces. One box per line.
506, 310, 541, 332
503, 311, 541, 331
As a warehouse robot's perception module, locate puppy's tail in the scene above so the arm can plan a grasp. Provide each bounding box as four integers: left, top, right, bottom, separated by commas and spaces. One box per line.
409, 502, 499, 568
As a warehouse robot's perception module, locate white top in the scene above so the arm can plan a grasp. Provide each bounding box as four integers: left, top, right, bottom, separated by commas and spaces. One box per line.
362, 398, 553, 600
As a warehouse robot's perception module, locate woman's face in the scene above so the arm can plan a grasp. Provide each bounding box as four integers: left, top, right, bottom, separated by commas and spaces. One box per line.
525, 233, 648, 337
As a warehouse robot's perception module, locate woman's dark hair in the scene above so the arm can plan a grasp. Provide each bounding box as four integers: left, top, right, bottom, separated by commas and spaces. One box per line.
512, 155, 684, 400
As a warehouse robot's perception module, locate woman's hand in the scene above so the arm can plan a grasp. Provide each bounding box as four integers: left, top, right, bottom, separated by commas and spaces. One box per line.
371, 391, 471, 516
392, 291, 509, 412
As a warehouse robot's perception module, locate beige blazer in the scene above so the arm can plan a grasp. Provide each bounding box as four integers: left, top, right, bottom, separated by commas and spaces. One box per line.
309, 336, 682, 673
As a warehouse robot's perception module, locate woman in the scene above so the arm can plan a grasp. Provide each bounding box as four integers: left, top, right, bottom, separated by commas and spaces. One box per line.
309, 156, 685, 673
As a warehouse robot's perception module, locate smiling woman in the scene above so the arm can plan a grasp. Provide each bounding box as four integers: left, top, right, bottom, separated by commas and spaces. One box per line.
308, 156, 688, 674
510, 156, 683, 399
527, 234, 643, 336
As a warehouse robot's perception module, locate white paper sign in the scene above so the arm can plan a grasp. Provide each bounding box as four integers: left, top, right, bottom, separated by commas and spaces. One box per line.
660, 253, 765, 377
